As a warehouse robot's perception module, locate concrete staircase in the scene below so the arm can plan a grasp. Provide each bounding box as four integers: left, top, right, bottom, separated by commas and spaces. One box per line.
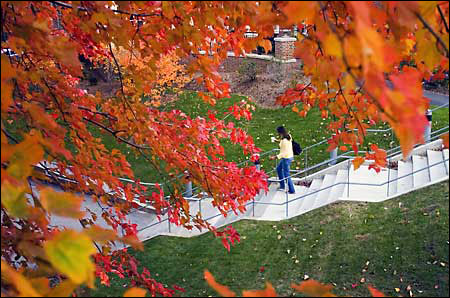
38, 139, 448, 245
133, 139, 449, 241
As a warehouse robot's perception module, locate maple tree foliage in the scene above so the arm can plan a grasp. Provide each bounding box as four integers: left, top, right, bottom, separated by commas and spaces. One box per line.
0, 1, 448, 296
112, 46, 192, 106
275, 1, 449, 171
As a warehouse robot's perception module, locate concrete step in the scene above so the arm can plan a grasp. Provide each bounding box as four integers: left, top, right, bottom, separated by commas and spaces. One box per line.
297, 178, 323, 215
259, 184, 302, 220
412, 155, 430, 187
427, 150, 447, 181
346, 165, 389, 202
285, 185, 309, 219
313, 174, 336, 209
397, 160, 414, 194
444, 149, 449, 174
387, 169, 398, 197
328, 169, 348, 203
253, 183, 279, 218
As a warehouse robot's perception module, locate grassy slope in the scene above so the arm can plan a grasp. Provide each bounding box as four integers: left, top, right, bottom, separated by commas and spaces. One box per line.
91, 181, 449, 297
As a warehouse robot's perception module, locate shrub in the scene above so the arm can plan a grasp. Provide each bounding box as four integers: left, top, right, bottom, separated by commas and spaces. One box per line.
238, 59, 257, 82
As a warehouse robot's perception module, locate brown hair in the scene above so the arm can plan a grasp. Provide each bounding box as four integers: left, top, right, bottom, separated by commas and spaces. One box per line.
276, 126, 291, 140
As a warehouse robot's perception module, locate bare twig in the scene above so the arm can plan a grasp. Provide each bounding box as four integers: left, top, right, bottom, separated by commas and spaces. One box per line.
437, 4, 449, 33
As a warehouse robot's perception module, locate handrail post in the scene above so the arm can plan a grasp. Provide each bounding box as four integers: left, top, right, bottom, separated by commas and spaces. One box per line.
168, 218, 171, 233
184, 171, 192, 197
329, 147, 338, 165
387, 158, 391, 197
305, 148, 308, 178
391, 129, 395, 148
424, 109, 432, 143
347, 159, 351, 198
285, 183, 289, 218
199, 199, 202, 215
253, 198, 255, 217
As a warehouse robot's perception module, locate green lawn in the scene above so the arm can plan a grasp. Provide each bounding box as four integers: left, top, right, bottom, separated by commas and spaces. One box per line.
90, 181, 449, 297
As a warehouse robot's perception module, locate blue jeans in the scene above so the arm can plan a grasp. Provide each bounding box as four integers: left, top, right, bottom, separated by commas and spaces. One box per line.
277, 157, 295, 193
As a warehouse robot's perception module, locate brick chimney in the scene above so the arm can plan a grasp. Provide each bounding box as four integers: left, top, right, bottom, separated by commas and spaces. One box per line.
274, 35, 297, 61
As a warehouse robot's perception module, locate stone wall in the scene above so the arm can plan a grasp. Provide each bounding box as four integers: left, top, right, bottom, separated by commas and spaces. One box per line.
218, 56, 272, 74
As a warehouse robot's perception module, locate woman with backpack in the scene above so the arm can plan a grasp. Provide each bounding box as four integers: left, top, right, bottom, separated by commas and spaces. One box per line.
270, 126, 296, 194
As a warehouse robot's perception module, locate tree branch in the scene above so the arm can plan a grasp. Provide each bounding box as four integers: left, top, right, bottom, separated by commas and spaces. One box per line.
108, 42, 138, 121
48, 1, 162, 18
317, 1, 396, 123
1, 127, 19, 144
416, 12, 449, 58
82, 116, 150, 150
337, 79, 366, 139
77, 106, 118, 121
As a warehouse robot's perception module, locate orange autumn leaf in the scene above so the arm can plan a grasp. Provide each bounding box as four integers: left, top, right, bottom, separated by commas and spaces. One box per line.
368, 285, 386, 297
1, 261, 40, 297
291, 280, 336, 297
204, 270, 236, 297
39, 187, 85, 218
123, 287, 147, 297
442, 133, 449, 149
353, 156, 366, 170
242, 282, 277, 297
258, 40, 273, 53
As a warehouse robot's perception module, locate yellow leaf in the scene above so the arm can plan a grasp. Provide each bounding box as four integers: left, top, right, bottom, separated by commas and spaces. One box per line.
1, 181, 29, 218
44, 230, 96, 287
40, 188, 85, 218
343, 36, 362, 68
1, 260, 40, 297
124, 287, 147, 297
84, 225, 118, 242
1, 80, 14, 111
1, 55, 16, 111
416, 29, 441, 70
29, 277, 50, 294
6, 133, 44, 180
419, 1, 437, 18
324, 34, 342, 58
1, 55, 16, 81
46, 280, 78, 297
